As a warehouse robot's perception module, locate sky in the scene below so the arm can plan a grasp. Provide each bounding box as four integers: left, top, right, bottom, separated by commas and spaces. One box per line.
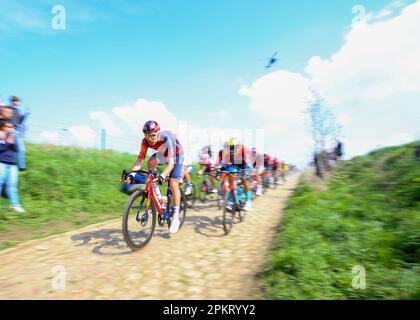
1, 0, 419, 166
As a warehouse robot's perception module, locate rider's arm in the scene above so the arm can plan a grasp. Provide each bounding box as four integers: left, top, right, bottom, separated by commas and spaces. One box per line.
133, 140, 148, 171
161, 157, 175, 179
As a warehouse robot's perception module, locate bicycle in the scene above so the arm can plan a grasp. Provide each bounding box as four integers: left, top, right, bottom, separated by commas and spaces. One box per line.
198, 171, 218, 203
121, 169, 187, 251
215, 170, 228, 210
182, 179, 197, 210
219, 168, 247, 235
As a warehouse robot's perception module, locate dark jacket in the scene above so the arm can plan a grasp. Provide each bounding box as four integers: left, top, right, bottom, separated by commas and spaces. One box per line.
8, 107, 26, 129
0, 133, 19, 165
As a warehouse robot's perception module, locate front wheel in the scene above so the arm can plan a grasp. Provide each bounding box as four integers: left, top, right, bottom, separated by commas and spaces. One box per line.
122, 191, 156, 251
223, 190, 236, 235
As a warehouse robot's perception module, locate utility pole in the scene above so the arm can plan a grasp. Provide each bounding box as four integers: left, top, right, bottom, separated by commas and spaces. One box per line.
101, 129, 106, 151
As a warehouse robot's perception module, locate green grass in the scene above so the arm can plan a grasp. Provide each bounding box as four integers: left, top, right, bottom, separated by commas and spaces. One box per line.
0, 143, 203, 251
263, 141, 420, 300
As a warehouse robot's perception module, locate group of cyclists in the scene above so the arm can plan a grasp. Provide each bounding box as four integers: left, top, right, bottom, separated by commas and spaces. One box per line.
126, 120, 291, 235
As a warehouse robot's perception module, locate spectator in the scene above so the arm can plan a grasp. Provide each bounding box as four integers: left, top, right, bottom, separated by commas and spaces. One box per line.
9, 96, 30, 171
0, 119, 25, 213
314, 152, 322, 178
335, 140, 343, 161
0, 106, 14, 121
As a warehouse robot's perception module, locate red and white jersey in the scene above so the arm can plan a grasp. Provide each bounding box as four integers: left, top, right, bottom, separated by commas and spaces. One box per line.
199, 152, 216, 169
138, 130, 183, 161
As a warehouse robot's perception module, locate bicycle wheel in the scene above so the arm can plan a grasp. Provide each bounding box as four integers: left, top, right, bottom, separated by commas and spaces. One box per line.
186, 183, 197, 209
122, 190, 156, 251
223, 190, 235, 235
237, 189, 246, 222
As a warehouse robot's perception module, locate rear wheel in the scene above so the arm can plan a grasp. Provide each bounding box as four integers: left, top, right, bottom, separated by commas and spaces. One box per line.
217, 185, 225, 210
185, 183, 197, 209
122, 191, 156, 251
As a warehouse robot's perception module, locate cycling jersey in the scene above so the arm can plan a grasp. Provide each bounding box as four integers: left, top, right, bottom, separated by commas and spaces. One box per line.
199, 153, 216, 170
263, 154, 272, 168
272, 159, 280, 170
218, 144, 250, 168
138, 130, 183, 162
138, 130, 184, 180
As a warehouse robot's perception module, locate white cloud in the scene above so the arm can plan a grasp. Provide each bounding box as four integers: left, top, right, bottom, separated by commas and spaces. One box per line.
240, 70, 312, 130
37, 126, 97, 149
39, 131, 61, 144
306, 1, 420, 105
90, 111, 122, 135
239, 70, 314, 166
68, 125, 96, 147
112, 98, 179, 134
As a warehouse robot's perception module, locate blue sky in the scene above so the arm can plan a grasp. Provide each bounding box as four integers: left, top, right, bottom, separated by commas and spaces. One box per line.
1, 0, 419, 165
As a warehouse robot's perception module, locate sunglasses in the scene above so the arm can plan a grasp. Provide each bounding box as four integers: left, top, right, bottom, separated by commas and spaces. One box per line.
145, 133, 158, 139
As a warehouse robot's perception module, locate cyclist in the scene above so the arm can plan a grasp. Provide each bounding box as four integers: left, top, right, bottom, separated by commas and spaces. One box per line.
251, 147, 264, 196
132, 120, 184, 234
272, 157, 280, 184
281, 161, 289, 181
263, 153, 273, 185
218, 138, 253, 211
197, 145, 217, 193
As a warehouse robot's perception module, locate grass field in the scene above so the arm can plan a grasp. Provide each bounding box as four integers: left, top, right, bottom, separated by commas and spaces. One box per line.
263, 141, 420, 299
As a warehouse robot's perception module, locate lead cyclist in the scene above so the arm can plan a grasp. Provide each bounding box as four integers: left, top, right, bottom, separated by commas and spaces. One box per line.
131, 120, 185, 234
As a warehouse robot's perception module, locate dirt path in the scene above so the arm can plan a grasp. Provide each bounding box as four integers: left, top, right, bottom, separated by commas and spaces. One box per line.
0, 173, 301, 300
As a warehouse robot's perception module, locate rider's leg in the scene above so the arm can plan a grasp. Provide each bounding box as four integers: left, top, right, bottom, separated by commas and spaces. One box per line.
183, 169, 193, 195
256, 167, 263, 196
210, 176, 217, 192
170, 178, 181, 207
148, 155, 162, 198
243, 177, 253, 211
169, 155, 183, 233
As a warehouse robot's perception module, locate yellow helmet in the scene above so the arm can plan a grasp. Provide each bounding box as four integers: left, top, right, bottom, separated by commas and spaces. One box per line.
229, 137, 238, 147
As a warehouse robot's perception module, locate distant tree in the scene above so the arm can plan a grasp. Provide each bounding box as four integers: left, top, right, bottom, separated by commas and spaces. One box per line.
307, 90, 341, 175
307, 91, 341, 154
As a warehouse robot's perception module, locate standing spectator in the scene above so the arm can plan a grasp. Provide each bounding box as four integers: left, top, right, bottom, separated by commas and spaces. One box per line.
9, 96, 30, 171
314, 152, 322, 178
0, 119, 25, 213
335, 140, 343, 161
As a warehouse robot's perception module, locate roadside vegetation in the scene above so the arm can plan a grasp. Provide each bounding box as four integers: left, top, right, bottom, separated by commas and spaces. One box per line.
263, 141, 420, 299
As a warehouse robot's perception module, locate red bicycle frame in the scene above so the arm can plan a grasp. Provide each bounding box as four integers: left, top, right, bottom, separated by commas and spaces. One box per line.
143, 172, 165, 216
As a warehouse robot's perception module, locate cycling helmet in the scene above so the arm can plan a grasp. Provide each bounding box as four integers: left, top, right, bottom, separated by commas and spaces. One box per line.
143, 120, 160, 134
229, 137, 238, 147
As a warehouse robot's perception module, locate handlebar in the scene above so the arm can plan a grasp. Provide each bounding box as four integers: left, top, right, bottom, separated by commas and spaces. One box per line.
217, 168, 247, 175
121, 169, 159, 183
